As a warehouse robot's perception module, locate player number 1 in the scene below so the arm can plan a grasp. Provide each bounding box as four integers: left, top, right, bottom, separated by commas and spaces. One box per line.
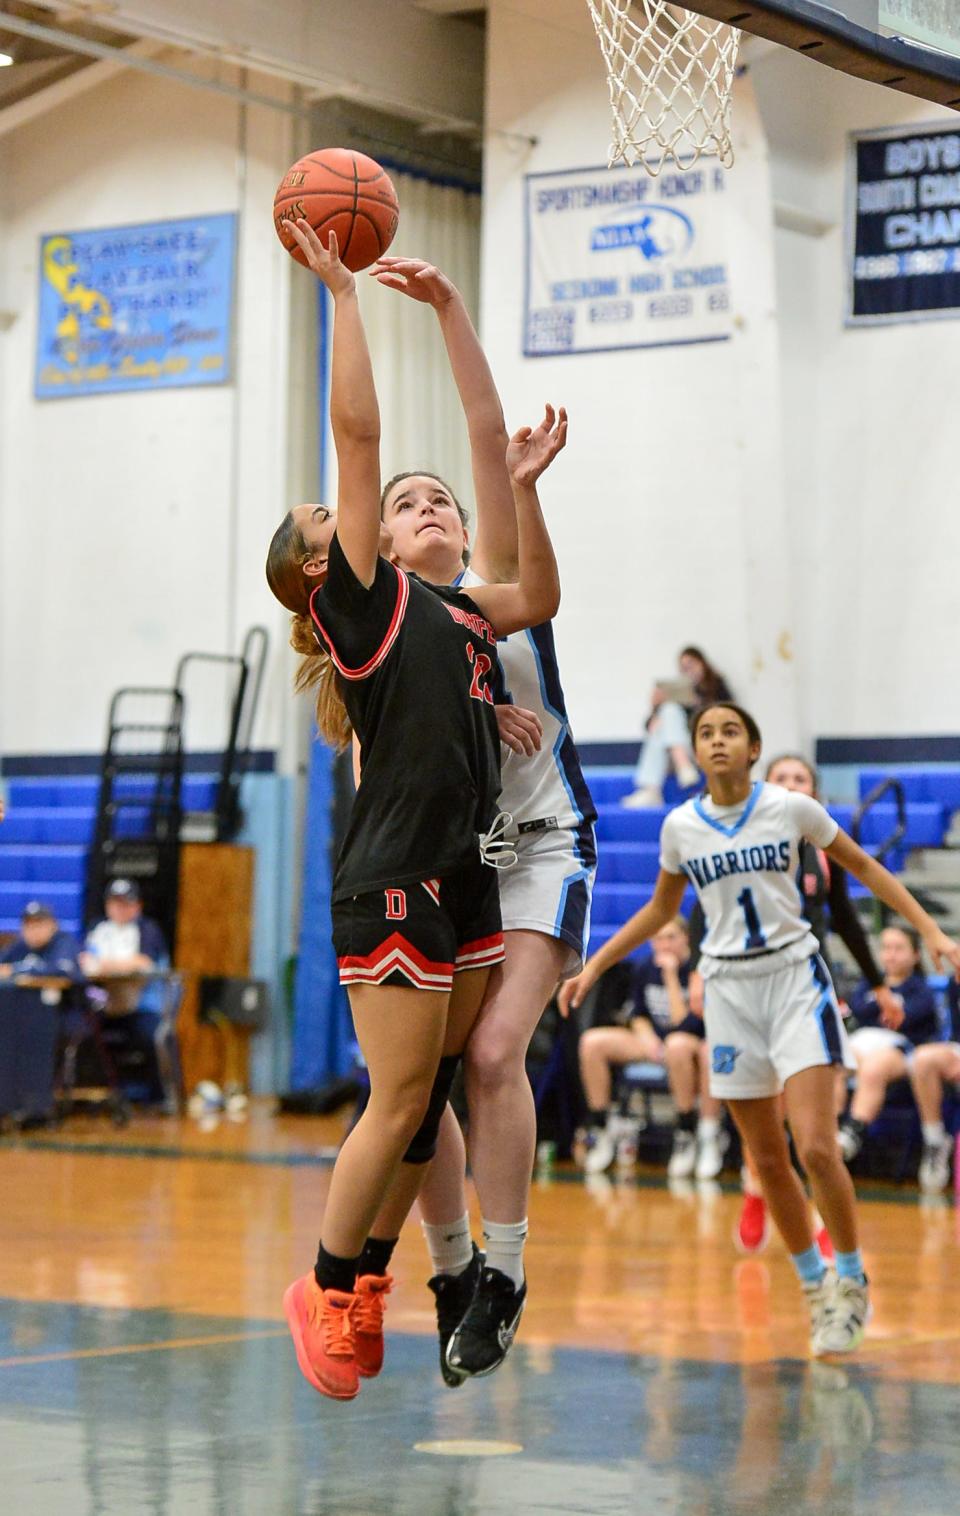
737, 886, 767, 951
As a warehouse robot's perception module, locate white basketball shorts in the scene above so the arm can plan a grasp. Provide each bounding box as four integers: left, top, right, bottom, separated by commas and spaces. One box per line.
496, 820, 597, 979
847, 1024, 913, 1061
704, 951, 855, 1100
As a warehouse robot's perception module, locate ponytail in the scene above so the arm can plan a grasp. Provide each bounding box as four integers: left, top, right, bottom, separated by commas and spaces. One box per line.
266, 508, 352, 751
289, 612, 353, 752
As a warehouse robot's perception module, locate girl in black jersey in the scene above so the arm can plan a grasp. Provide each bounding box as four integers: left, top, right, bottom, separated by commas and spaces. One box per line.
264, 218, 566, 1403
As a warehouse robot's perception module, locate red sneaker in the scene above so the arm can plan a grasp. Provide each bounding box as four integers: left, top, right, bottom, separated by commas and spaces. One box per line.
283, 1273, 359, 1400
735, 1193, 771, 1254
354, 1272, 393, 1379
815, 1224, 835, 1264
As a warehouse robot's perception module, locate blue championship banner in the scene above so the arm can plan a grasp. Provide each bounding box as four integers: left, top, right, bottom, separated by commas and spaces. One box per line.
35, 212, 237, 398
523, 162, 731, 357
848, 125, 960, 325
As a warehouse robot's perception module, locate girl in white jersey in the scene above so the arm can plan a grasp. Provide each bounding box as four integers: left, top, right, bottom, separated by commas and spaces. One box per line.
343, 257, 597, 1383
561, 703, 960, 1356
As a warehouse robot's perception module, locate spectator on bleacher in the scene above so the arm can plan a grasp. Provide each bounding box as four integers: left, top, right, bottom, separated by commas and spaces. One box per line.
910, 978, 959, 1192
576, 918, 724, 1174
622, 646, 732, 809
0, 901, 83, 986
838, 924, 942, 1163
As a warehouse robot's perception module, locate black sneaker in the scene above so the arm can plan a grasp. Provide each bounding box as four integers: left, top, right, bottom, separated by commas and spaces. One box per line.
445, 1265, 527, 1380
426, 1242, 483, 1388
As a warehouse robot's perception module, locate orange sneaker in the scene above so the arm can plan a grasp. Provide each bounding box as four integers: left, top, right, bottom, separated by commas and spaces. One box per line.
283, 1273, 359, 1400
735, 1193, 770, 1254
354, 1272, 393, 1379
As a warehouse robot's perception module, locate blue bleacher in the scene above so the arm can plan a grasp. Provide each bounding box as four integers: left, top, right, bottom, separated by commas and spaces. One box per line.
857, 769, 960, 814
0, 773, 218, 934
582, 764, 958, 963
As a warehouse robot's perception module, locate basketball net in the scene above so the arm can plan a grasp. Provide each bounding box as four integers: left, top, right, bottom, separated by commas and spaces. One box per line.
585, 1, 741, 175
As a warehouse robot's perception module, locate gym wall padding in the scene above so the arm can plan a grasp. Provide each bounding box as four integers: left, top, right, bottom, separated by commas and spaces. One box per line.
290, 738, 354, 1086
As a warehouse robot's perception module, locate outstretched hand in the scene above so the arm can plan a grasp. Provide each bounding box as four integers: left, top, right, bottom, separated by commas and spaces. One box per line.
370, 256, 457, 307
286, 219, 355, 296
557, 961, 598, 1019
506, 405, 567, 488
925, 927, 960, 980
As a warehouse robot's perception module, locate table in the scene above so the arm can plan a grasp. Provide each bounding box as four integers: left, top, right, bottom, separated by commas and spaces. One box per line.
0, 977, 73, 1122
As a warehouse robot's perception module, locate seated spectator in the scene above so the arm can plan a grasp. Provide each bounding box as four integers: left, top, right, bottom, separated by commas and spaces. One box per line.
910, 978, 959, 1193
0, 902, 83, 1128
79, 880, 170, 1099
577, 918, 724, 1175
0, 900, 83, 988
622, 646, 732, 808
838, 924, 942, 1164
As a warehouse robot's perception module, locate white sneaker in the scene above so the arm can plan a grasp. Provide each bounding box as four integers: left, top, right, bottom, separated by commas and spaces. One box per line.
918, 1134, 952, 1193
667, 1128, 697, 1179
816, 1274, 871, 1355
803, 1269, 836, 1356
837, 1121, 863, 1163
676, 761, 700, 789
615, 1133, 638, 1168
620, 786, 663, 809
695, 1127, 729, 1181
584, 1126, 616, 1174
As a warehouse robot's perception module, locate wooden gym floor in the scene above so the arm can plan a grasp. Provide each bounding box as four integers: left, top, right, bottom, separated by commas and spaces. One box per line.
1, 1104, 958, 1515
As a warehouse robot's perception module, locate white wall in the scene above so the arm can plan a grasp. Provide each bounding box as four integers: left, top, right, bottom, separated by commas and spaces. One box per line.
482, 1, 958, 749
483, 1, 800, 753
0, 63, 300, 759
754, 49, 959, 740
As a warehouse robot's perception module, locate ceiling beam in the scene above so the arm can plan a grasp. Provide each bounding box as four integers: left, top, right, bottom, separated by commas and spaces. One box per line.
25, 0, 485, 130
0, 34, 173, 138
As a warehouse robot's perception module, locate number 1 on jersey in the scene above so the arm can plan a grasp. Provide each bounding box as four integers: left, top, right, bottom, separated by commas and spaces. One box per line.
737, 886, 767, 951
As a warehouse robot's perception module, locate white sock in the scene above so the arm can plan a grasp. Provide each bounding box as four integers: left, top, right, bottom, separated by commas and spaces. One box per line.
922, 1121, 947, 1147
697, 1116, 720, 1141
421, 1213, 474, 1277
481, 1217, 528, 1290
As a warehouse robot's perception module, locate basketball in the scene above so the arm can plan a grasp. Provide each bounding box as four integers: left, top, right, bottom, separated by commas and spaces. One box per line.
273, 148, 400, 272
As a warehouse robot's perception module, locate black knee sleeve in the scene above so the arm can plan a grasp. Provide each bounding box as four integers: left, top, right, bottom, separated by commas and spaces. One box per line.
403, 1054, 460, 1164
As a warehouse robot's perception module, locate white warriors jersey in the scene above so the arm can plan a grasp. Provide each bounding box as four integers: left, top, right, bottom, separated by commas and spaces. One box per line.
659, 782, 839, 976
460, 568, 595, 838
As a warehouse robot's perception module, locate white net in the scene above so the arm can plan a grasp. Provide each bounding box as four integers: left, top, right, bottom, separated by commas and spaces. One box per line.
585, 1, 741, 175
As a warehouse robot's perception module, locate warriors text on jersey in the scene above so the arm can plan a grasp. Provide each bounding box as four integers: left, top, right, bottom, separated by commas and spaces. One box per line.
310, 533, 501, 903
459, 567, 596, 839
659, 782, 839, 976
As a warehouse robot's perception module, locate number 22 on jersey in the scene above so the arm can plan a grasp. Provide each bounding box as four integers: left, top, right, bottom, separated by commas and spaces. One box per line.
466, 643, 494, 704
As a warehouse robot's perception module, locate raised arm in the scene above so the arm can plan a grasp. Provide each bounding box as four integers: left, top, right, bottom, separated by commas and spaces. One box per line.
557, 870, 688, 1016
371, 257, 518, 580
466, 406, 565, 636
827, 830, 960, 977
290, 219, 381, 587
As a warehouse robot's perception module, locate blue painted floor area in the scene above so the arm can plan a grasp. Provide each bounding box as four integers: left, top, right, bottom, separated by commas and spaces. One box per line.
2, 1299, 959, 1516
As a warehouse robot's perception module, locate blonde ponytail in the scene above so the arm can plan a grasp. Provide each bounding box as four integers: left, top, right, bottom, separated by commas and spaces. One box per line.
290, 613, 353, 752
266, 508, 353, 752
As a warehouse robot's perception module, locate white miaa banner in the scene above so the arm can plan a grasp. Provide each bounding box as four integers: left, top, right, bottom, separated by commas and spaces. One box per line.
523, 161, 732, 357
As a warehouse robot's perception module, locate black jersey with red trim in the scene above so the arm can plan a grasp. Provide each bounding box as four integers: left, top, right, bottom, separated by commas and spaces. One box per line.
310, 531, 501, 903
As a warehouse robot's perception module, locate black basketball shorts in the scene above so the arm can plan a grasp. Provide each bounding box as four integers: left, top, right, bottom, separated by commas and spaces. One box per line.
332, 856, 504, 992
665, 1013, 707, 1041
